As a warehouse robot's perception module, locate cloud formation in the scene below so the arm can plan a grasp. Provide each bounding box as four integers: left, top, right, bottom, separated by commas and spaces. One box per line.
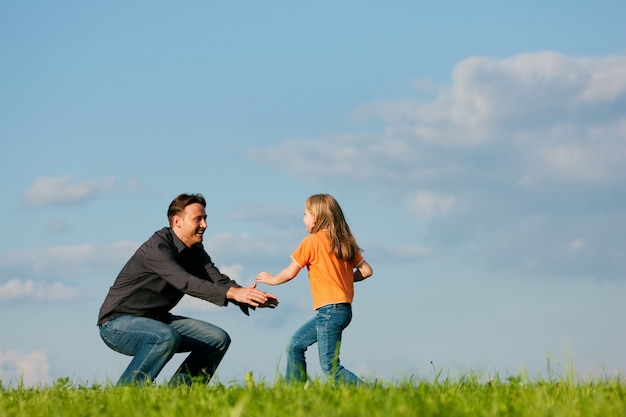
411, 191, 456, 218
254, 52, 626, 186
0, 350, 52, 387
0, 241, 139, 279
0, 279, 80, 301
22, 175, 116, 207
172, 264, 247, 313
253, 52, 626, 280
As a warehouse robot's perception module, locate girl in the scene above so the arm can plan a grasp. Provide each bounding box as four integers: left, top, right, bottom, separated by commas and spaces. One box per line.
256, 194, 373, 385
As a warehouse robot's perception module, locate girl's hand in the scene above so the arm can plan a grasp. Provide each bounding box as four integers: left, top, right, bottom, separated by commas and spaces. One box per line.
256, 261, 301, 286
255, 272, 276, 285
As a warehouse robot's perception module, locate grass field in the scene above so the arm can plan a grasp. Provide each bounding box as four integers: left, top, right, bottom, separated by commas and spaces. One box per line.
1, 372, 625, 417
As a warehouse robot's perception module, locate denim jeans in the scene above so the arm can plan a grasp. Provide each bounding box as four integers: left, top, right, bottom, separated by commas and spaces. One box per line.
99, 314, 230, 386
286, 303, 363, 386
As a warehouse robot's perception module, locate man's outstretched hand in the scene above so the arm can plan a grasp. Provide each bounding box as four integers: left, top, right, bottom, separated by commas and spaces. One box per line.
227, 283, 279, 308
256, 296, 279, 308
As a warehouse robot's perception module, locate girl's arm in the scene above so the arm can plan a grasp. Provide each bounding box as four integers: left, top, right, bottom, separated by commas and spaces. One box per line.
353, 260, 373, 282
256, 259, 302, 286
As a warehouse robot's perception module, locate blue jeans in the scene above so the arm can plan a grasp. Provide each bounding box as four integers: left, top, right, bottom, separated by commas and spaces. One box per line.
99, 314, 230, 385
286, 303, 363, 386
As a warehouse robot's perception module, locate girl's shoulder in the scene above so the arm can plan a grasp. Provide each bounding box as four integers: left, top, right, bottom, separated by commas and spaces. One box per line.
310, 230, 331, 241
299, 231, 331, 247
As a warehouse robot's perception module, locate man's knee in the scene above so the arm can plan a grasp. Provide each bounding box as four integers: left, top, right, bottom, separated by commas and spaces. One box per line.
153, 326, 182, 354
218, 331, 231, 351
204, 326, 231, 352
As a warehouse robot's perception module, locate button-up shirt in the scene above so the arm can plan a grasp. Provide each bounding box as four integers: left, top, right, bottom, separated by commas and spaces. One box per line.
97, 227, 243, 325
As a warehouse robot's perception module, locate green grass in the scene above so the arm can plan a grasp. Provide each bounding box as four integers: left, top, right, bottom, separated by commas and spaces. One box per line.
1, 373, 626, 417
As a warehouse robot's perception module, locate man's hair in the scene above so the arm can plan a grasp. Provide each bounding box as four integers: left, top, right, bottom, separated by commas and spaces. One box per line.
167, 193, 206, 226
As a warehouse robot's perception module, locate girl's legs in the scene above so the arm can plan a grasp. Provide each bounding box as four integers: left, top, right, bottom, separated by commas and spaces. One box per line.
285, 316, 318, 383
316, 303, 363, 386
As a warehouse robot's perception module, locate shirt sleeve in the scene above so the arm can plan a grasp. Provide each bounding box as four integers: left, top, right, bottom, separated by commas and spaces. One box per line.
291, 235, 313, 269
142, 238, 235, 307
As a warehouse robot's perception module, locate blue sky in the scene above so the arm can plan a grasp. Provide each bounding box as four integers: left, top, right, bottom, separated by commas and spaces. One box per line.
1, 1, 626, 387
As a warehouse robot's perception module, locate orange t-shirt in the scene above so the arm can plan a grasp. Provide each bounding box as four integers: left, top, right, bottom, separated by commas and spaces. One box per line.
291, 231, 364, 310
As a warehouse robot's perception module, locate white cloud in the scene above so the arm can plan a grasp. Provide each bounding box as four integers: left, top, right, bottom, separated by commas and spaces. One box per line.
411, 191, 456, 218
0, 350, 52, 387
204, 231, 298, 266
171, 264, 249, 314
173, 295, 221, 314
218, 263, 245, 284
0, 241, 138, 278
365, 243, 432, 263
45, 219, 70, 234
254, 52, 626, 187
22, 175, 116, 206
539, 145, 604, 182
0, 279, 80, 301
569, 239, 585, 252
414, 53, 626, 183
579, 55, 626, 102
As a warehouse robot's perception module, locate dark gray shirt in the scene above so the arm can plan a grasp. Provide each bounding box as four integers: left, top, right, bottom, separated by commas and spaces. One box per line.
97, 227, 245, 325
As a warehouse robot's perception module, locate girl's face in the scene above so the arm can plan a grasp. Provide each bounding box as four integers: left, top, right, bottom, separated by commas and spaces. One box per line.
303, 205, 316, 233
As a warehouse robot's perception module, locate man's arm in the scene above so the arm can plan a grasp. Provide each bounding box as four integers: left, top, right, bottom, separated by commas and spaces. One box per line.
142, 239, 233, 306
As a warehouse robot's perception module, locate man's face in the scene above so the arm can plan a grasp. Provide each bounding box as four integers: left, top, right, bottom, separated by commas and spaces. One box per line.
173, 203, 207, 247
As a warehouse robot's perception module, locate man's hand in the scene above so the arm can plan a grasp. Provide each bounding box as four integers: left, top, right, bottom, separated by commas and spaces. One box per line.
257, 297, 279, 308
227, 283, 279, 308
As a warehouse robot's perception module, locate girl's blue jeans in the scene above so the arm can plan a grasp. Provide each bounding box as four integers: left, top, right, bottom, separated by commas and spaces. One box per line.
99, 314, 230, 385
286, 303, 363, 386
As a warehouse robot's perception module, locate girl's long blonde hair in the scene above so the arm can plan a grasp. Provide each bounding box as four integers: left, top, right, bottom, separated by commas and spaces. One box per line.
306, 193, 362, 261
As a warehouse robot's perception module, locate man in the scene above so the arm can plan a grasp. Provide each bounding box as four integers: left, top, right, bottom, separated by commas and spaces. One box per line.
97, 193, 278, 385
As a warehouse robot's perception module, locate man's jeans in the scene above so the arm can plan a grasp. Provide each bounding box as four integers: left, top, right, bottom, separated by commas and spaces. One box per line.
99, 314, 230, 385
286, 303, 363, 386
